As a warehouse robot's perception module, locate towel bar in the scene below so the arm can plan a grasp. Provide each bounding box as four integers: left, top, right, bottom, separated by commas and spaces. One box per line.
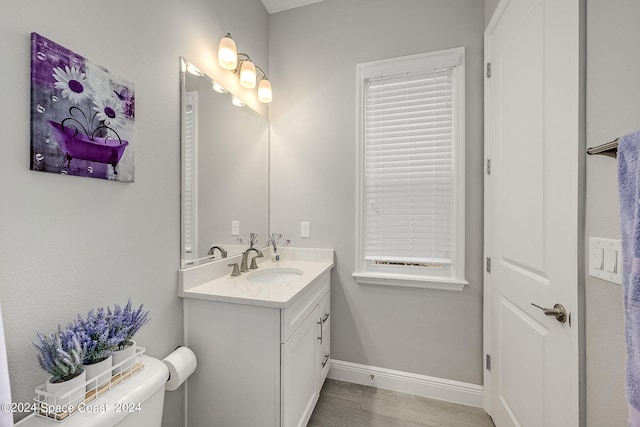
587, 138, 619, 158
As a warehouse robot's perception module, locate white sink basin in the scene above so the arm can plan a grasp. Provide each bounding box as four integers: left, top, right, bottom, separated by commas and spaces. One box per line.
247, 268, 303, 284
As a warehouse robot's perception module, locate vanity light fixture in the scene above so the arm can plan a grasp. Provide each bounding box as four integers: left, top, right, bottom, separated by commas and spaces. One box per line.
258, 78, 272, 104
218, 34, 238, 71
217, 33, 273, 103
239, 60, 257, 88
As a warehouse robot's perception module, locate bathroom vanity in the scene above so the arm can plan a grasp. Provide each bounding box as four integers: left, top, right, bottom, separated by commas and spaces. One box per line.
179, 248, 333, 427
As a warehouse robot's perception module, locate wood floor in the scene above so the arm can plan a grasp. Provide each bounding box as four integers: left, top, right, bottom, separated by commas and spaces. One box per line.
308, 379, 495, 427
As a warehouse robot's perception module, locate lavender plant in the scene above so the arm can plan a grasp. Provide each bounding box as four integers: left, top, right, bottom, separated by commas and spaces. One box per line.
249, 232, 258, 249
33, 327, 85, 382
269, 233, 282, 253
108, 299, 150, 350
72, 307, 126, 365
269, 233, 291, 252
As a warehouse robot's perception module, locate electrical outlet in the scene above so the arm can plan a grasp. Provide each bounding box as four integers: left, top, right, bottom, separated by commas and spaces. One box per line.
231, 221, 240, 236
301, 221, 311, 238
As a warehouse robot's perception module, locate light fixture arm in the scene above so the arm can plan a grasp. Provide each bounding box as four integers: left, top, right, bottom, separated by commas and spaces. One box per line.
233, 53, 251, 75
234, 55, 267, 80
234, 54, 266, 75
255, 65, 267, 81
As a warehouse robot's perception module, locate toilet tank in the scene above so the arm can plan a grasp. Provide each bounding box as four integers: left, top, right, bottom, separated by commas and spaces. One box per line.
16, 356, 169, 427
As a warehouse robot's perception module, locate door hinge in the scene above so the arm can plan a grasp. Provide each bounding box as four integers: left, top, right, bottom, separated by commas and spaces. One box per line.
486, 62, 492, 78
486, 354, 491, 371
486, 159, 491, 175
486, 257, 491, 273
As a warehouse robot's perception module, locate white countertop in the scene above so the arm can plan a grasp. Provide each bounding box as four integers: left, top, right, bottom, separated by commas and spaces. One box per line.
179, 248, 334, 309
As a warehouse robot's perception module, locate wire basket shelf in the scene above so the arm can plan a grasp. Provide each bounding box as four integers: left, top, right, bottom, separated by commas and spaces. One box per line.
33, 346, 146, 422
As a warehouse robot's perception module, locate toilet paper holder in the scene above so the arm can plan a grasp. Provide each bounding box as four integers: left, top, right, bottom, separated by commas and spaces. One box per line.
162, 346, 197, 391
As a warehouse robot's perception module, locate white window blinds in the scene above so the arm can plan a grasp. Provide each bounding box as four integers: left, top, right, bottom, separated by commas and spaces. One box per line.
363, 68, 454, 267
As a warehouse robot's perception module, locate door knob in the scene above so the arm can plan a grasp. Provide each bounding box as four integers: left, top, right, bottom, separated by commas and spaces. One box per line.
531, 303, 567, 323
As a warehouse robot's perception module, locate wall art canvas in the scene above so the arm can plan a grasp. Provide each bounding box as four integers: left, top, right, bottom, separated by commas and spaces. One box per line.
30, 33, 135, 182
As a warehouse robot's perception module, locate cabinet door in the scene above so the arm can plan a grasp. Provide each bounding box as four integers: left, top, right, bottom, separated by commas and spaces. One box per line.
281, 306, 318, 427
316, 292, 330, 391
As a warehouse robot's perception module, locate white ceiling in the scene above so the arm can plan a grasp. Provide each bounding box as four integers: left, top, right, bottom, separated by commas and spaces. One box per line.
260, 0, 325, 14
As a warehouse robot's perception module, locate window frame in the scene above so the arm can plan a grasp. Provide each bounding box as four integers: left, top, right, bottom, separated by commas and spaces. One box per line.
353, 48, 467, 291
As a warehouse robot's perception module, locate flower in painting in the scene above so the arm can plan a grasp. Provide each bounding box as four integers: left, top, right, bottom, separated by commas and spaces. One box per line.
93, 96, 126, 128
52, 66, 93, 105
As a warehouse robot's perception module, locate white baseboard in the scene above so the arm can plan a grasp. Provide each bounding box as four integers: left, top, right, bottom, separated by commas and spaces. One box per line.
328, 359, 484, 408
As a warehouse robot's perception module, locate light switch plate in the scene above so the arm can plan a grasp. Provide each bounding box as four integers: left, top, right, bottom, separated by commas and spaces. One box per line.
588, 237, 622, 285
231, 221, 240, 236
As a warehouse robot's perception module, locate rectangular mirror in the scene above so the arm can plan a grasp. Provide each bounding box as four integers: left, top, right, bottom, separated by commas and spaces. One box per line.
180, 57, 269, 267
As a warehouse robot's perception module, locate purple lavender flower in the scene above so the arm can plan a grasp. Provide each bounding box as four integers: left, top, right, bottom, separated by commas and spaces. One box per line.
108, 299, 150, 350
72, 307, 126, 365
33, 326, 85, 382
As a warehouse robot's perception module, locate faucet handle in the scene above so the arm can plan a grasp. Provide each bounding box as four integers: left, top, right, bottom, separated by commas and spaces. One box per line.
228, 263, 241, 277
249, 256, 262, 270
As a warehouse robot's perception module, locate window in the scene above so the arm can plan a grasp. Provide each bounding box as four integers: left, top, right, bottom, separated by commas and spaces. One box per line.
353, 48, 467, 291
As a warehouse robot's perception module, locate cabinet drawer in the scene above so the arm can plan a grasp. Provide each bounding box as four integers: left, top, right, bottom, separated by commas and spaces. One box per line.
281, 272, 329, 343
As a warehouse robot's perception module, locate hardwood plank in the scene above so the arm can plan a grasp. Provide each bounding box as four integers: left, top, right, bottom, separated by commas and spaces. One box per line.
309, 379, 495, 427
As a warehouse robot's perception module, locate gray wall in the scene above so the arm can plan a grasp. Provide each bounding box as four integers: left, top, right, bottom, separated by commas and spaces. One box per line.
0, 0, 268, 425
269, 0, 485, 385
584, 0, 640, 425
484, 0, 500, 26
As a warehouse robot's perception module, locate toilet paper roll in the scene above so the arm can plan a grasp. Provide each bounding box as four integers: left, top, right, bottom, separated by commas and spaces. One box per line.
163, 346, 197, 391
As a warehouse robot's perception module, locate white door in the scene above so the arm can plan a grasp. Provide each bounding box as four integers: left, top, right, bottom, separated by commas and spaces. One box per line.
484, 0, 583, 426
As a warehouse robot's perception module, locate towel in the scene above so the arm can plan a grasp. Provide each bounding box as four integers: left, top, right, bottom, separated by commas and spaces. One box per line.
617, 130, 640, 427
0, 303, 12, 427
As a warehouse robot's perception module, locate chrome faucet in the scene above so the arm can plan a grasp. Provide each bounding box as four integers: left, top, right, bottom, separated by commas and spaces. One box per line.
240, 247, 264, 272
208, 245, 228, 259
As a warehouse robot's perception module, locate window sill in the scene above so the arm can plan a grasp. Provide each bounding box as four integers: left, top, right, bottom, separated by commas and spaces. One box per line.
352, 272, 468, 291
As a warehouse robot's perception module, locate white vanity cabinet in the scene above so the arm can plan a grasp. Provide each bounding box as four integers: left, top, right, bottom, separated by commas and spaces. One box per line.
185, 269, 331, 427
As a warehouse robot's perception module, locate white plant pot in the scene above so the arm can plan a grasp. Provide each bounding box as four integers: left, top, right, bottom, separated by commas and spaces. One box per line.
84, 355, 112, 391
45, 369, 86, 408
111, 340, 136, 375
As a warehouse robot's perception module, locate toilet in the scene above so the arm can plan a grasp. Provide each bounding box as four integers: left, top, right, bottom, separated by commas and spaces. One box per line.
15, 355, 169, 427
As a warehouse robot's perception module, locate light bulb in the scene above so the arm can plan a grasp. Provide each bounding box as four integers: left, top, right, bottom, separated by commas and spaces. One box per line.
231, 96, 245, 107
186, 63, 203, 76
212, 82, 227, 93
218, 35, 237, 71
258, 79, 272, 103
239, 60, 256, 89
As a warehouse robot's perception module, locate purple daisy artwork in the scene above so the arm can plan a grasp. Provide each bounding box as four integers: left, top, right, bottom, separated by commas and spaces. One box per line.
30, 33, 135, 182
